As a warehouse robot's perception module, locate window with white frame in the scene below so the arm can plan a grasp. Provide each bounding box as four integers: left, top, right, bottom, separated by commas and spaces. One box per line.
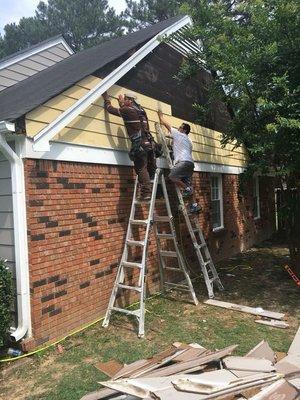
253, 176, 260, 219
211, 174, 224, 230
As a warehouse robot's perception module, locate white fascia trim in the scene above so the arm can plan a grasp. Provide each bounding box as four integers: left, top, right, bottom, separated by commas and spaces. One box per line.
0, 37, 73, 71
32, 15, 192, 152
0, 122, 31, 342
24, 137, 245, 175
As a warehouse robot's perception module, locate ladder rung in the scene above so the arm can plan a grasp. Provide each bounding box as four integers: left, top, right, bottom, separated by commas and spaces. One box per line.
134, 199, 151, 204
164, 266, 182, 272
160, 250, 178, 257
197, 243, 206, 249
157, 233, 173, 239
130, 219, 148, 225
122, 261, 142, 269
118, 284, 142, 293
112, 307, 140, 317
126, 239, 145, 247
164, 282, 191, 292
155, 216, 170, 222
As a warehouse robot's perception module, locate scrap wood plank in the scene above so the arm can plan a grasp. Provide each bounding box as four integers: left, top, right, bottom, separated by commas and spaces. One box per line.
144, 345, 238, 377
113, 346, 187, 380
248, 378, 299, 400
255, 319, 289, 329
223, 356, 275, 373
204, 299, 285, 320
246, 341, 275, 363
80, 387, 120, 400
94, 359, 124, 377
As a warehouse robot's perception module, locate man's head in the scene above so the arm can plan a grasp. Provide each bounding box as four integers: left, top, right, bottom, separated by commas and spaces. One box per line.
179, 122, 191, 135
124, 91, 137, 106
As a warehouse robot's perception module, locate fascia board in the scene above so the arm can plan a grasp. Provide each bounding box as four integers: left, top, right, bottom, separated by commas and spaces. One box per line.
32, 15, 192, 152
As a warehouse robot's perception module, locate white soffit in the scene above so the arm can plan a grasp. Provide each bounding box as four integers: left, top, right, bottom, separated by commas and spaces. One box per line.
32, 15, 192, 152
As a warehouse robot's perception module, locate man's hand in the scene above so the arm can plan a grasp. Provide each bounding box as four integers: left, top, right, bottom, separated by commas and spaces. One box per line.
118, 94, 125, 106
102, 91, 109, 100
157, 110, 171, 133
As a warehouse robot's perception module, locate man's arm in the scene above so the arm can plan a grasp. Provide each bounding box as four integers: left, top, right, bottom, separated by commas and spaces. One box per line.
157, 110, 172, 133
102, 91, 121, 117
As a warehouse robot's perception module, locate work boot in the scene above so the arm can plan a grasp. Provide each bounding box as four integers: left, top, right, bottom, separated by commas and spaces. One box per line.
188, 202, 201, 214
182, 186, 193, 198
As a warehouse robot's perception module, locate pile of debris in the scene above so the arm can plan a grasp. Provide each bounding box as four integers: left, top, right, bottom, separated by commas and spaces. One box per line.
81, 327, 300, 400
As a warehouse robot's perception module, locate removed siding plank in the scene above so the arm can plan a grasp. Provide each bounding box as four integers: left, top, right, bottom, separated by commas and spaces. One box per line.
246, 341, 275, 363
255, 319, 289, 329
204, 299, 285, 320
94, 360, 124, 377
248, 378, 299, 400
145, 345, 238, 377
288, 326, 300, 356
223, 357, 275, 373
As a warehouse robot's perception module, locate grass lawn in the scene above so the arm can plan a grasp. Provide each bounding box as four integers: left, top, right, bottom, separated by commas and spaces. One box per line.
0, 240, 299, 400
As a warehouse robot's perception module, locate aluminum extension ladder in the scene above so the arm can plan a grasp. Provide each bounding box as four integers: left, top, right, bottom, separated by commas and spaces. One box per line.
155, 122, 224, 299
102, 167, 198, 337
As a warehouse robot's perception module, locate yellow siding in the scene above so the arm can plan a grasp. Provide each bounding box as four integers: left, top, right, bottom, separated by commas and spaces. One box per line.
25, 75, 247, 167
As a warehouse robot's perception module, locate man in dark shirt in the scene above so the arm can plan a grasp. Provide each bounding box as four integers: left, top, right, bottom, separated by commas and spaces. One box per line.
102, 91, 156, 200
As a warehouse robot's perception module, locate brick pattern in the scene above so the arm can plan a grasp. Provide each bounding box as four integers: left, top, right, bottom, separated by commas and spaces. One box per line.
24, 159, 275, 346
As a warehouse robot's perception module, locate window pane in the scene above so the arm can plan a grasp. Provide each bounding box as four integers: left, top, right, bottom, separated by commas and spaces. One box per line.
212, 200, 221, 228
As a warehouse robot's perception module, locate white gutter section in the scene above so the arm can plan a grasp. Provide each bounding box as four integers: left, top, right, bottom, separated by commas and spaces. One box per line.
0, 121, 31, 342
32, 15, 192, 152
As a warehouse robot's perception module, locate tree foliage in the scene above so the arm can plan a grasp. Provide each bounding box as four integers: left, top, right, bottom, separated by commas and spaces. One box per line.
123, 0, 186, 31
0, 0, 124, 56
0, 259, 13, 347
181, 0, 300, 269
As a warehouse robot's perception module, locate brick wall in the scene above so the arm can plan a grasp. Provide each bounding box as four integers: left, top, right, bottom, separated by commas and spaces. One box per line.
24, 159, 275, 347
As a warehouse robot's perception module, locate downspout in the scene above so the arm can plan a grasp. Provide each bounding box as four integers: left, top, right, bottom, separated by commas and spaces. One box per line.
0, 121, 31, 342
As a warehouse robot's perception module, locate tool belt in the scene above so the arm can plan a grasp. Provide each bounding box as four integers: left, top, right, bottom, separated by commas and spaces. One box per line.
128, 131, 151, 161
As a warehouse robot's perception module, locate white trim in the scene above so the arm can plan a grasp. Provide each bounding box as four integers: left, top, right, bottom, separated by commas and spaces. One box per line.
211, 173, 224, 231
0, 37, 73, 71
32, 15, 192, 152
23, 137, 245, 175
0, 122, 31, 342
253, 176, 261, 219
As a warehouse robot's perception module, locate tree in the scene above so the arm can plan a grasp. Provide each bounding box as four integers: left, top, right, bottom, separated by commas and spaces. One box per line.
180, 0, 300, 272
0, 0, 124, 57
123, 0, 186, 31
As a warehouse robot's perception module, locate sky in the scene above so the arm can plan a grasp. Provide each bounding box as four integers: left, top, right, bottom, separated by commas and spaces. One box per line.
0, 0, 127, 35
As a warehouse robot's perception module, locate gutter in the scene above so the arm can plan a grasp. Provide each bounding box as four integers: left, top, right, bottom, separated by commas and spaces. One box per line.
0, 121, 31, 342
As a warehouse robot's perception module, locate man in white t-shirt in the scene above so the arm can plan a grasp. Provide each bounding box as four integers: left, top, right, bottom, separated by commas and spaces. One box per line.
158, 110, 200, 213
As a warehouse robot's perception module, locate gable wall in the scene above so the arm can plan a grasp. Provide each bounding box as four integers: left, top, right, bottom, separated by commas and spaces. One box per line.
0, 43, 71, 92
25, 75, 247, 168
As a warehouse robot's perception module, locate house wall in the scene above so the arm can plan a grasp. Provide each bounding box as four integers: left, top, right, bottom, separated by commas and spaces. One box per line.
0, 43, 72, 92
25, 75, 247, 168
23, 158, 275, 348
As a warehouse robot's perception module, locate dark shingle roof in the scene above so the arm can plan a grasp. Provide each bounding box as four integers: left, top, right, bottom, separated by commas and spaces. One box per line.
0, 16, 183, 122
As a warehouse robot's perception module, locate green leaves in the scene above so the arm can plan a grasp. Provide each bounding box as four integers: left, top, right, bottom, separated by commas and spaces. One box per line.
0, 259, 13, 347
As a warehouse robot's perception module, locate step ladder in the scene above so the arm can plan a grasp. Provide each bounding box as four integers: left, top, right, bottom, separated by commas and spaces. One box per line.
155, 122, 224, 299
102, 168, 198, 338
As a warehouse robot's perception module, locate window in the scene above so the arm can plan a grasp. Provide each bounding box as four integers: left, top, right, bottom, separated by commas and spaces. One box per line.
253, 176, 260, 219
211, 174, 224, 230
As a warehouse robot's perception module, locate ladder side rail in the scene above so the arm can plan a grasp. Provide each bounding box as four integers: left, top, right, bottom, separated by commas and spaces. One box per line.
102, 176, 139, 327
137, 168, 161, 337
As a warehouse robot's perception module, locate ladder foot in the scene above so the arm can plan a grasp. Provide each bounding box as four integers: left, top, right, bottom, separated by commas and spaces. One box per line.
102, 320, 109, 328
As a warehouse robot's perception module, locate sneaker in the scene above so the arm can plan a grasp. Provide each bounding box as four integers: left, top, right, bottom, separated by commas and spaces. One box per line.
188, 202, 201, 214
182, 186, 193, 198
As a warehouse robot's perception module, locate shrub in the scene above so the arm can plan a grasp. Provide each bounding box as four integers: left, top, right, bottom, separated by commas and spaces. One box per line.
0, 258, 13, 347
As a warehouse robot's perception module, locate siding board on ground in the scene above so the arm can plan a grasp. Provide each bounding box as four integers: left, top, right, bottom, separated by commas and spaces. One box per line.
25, 76, 248, 168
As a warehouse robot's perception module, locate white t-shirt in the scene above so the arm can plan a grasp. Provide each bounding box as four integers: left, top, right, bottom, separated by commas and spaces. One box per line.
170, 127, 194, 164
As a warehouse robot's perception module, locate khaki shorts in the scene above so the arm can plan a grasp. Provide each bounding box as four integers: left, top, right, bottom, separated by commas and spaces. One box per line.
169, 161, 194, 180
